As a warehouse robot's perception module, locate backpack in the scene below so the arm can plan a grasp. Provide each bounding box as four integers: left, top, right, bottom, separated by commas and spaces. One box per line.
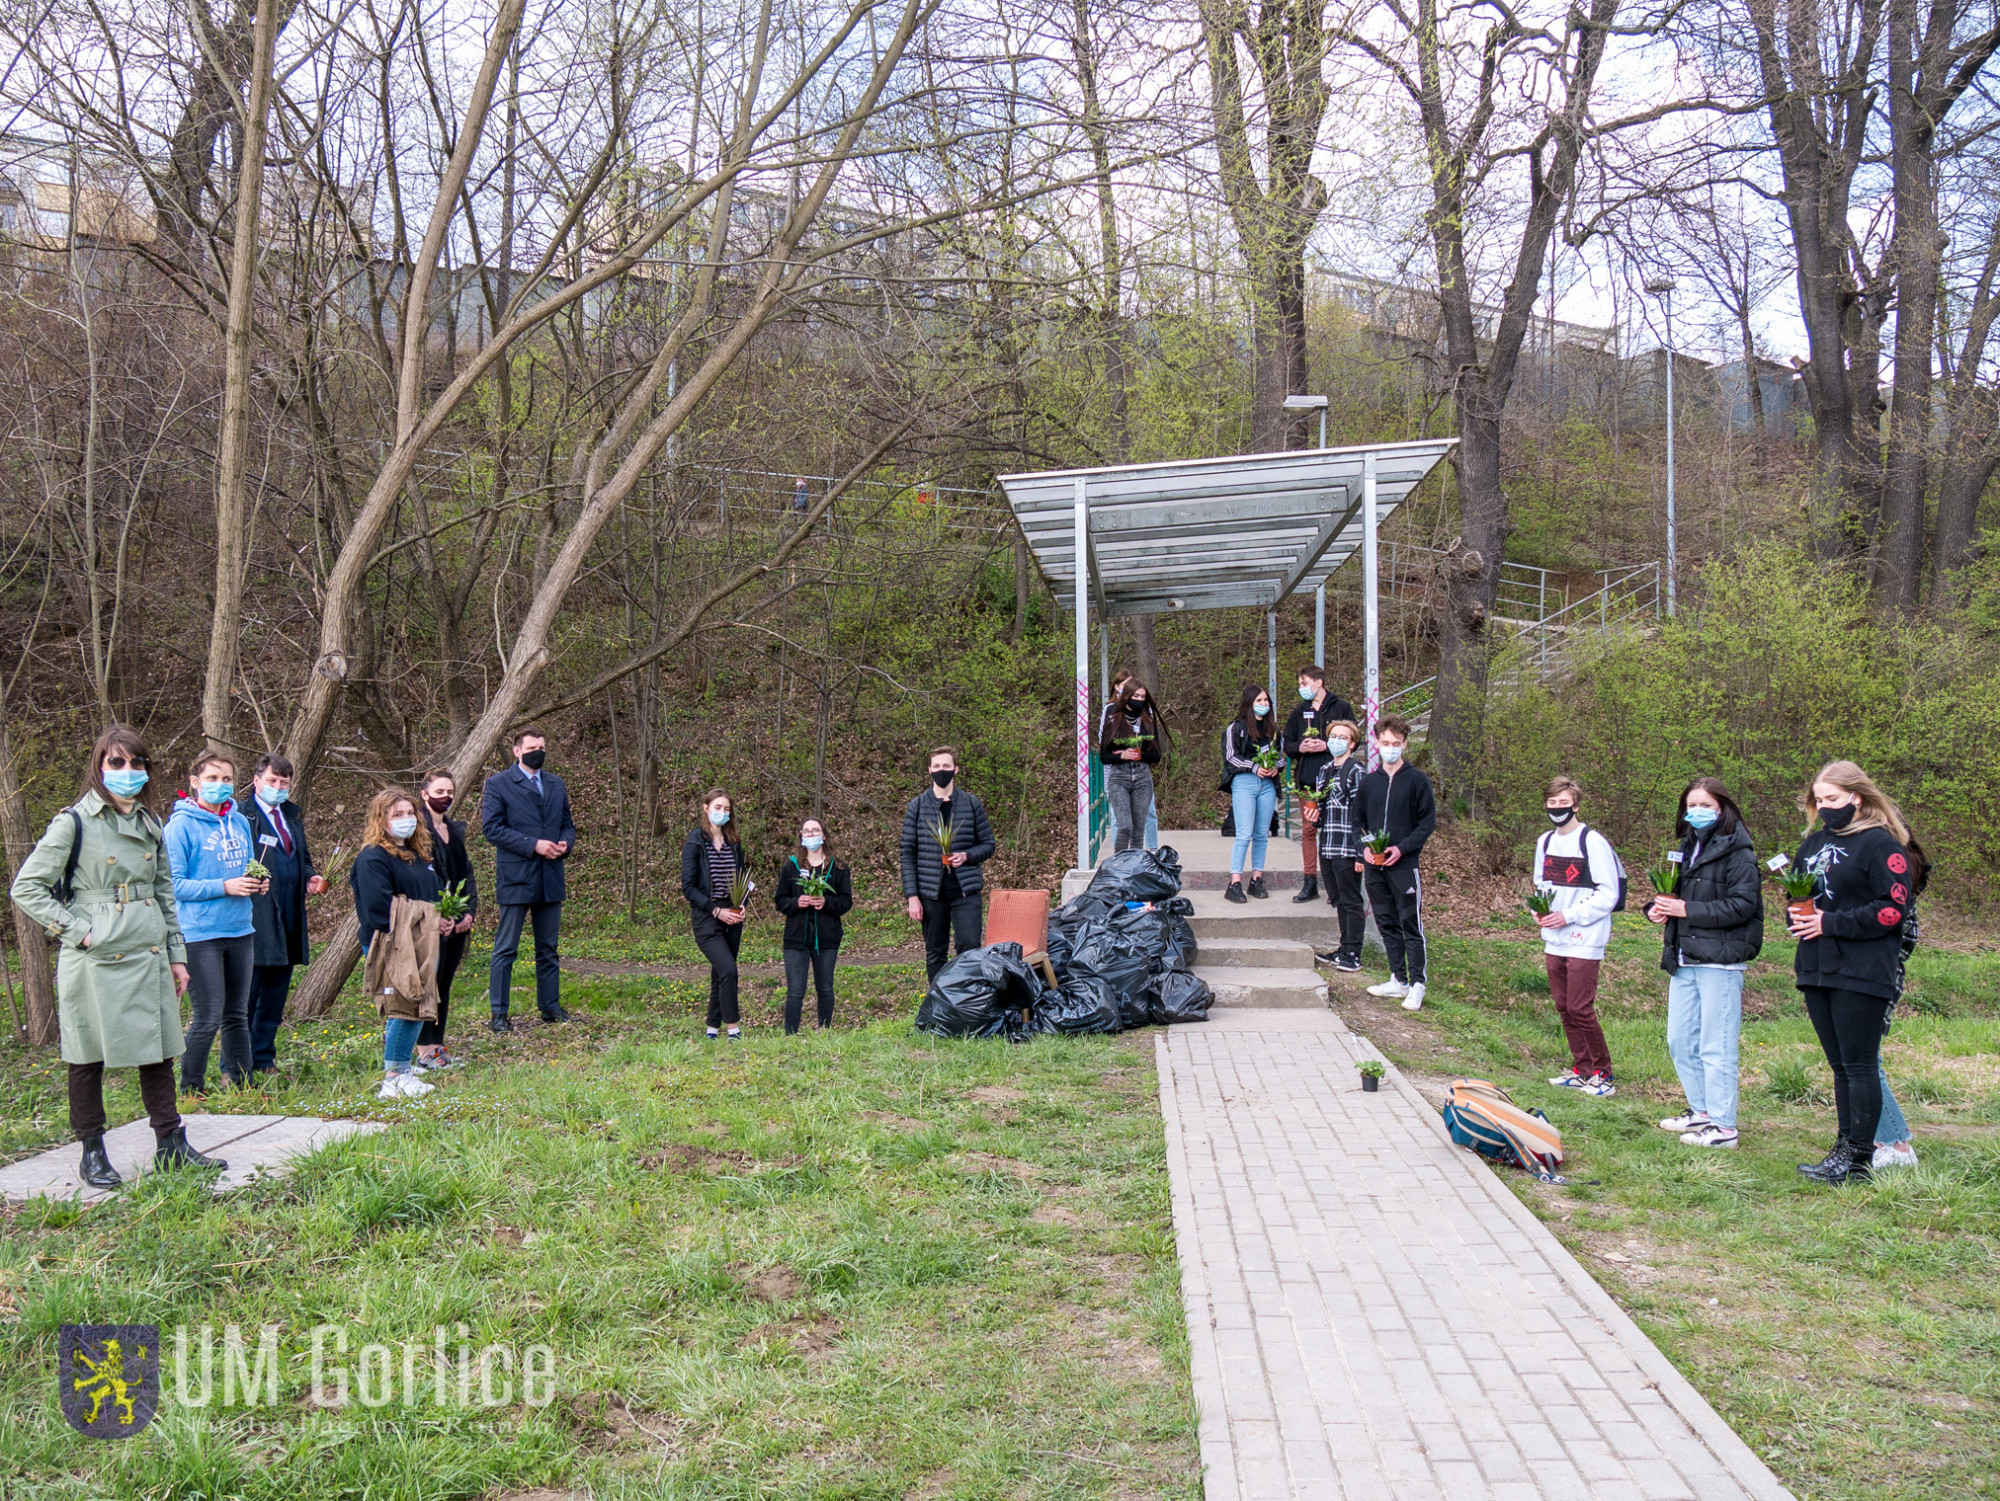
1441, 1078, 1566, 1182
1534, 823, 1627, 913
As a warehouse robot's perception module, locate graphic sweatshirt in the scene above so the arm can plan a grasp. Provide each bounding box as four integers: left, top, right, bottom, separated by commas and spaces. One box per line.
1532, 822, 1621, 960
164, 797, 256, 943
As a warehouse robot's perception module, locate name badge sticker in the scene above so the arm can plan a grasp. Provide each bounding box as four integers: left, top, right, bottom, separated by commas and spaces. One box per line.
259, 835, 279, 848
1667, 850, 1684, 863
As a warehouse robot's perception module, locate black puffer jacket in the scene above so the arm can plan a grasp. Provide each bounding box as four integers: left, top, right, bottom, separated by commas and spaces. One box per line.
1791, 824, 1913, 1001
899, 789, 996, 901
1654, 822, 1762, 974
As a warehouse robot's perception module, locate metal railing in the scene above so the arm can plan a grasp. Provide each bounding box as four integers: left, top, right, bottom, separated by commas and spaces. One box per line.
1380, 543, 1571, 625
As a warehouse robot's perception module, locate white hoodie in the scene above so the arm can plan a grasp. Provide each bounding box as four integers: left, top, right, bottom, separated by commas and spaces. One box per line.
1533, 822, 1622, 960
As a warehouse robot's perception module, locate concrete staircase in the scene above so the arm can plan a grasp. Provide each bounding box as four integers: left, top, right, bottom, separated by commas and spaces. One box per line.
1166, 832, 1336, 1013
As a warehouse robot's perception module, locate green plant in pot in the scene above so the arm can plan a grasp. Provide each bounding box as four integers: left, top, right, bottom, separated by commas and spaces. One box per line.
1525, 889, 1555, 917
1361, 829, 1395, 866
1773, 864, 1818, 922
1359, 1058, 1386, 1093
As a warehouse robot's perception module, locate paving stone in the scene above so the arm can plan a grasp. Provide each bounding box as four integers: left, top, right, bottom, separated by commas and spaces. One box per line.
1156, 1023, 1797, 1500
0, 1113, 382, 1204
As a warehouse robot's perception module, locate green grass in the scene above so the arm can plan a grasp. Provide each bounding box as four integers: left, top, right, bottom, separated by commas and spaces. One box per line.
1361, 917, 2000, 1501
0, 966, 1198, 1499
561, 909, 918, 967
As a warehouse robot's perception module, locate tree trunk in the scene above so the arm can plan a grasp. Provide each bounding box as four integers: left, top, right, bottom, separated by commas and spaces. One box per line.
1131, 612, 1161, 700
0, 711, 58, 1046
201, 0, 282, 745
1010, 534, 1029, 645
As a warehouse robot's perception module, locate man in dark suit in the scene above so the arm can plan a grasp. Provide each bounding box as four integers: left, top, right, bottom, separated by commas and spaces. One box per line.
245, 752, 328, 1074
481, 727, 576, 1031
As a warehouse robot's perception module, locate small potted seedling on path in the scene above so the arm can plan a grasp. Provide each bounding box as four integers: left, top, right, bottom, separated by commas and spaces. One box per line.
1359, 1058, 1386, 1093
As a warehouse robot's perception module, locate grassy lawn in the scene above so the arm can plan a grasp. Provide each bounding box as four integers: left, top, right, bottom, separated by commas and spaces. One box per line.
0, 963, 1198, 1500
1342, 916, 2000, 1501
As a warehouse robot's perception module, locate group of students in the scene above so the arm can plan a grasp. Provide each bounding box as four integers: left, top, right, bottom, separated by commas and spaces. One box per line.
1527, 761, 1927, 1185
677, 746, 998, 1038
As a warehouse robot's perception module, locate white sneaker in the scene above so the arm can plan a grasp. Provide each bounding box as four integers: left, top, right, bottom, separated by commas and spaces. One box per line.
377, 1071, 434, 1100
1549, 1070, 1585, 1088
1871, 1140, 1919, 1170
1580, 1073, 1617, 1097
1401, 982, 1426, 1011
1681, 1123, 1739, 1148
1658, 1111, 1710, 1132
1366, 978, 1409, 999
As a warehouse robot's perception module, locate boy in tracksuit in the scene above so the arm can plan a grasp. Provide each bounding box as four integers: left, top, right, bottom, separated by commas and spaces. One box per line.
1312, 719, 1366, 971
1358, 715, 1436, 1010
1532, 775, 1622, 1097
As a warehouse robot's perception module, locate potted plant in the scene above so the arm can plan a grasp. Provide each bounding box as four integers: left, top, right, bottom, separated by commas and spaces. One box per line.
798, 866, 834, 900
1361, 829, 1395, 866
728, 868, 755, 917
1646, 857, 1681, 898
1525, 888, 1555, 917
243, 858, 271, 882
437, 880, 471, 921
1359, 1058, 1386, 1093
1773, 864, 1818, 923
932, 813, 957, 867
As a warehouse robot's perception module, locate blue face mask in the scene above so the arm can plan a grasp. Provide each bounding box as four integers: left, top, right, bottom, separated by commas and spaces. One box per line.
257, 785, 288, 806
1299, 685, 1315, 699
103, 768, 148, 798
199, 781, 234, 807
802, 835, 823, 851
1684, 806, 1719, 831
1380, 745, 1404, 765
709, 808, 730, 826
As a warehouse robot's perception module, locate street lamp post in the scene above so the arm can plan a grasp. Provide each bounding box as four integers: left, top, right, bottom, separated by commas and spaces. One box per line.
1644, 279, 1678, 617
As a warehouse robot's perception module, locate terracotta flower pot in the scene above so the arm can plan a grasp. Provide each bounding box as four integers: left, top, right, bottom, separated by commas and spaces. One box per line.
1788, 900, 1817, 924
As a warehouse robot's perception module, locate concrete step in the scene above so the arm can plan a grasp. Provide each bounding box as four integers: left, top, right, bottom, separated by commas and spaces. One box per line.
1193, 966, 1330, 1010
1191, 936, 1318, 970
1181, 888, 1339, 943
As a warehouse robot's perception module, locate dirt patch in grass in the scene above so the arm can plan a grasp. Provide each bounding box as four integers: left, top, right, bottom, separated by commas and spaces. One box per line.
860, 1110, 929, 1132
735, 1262, 807, 1302
743, 1312, 843, 1358
959, 1152, 1038, 1182
634, 1143, 757, 1173
968, 1084, 1025, 1105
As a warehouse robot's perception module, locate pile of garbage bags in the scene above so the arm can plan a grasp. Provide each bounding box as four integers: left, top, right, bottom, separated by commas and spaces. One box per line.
914, 846, 1214, 1041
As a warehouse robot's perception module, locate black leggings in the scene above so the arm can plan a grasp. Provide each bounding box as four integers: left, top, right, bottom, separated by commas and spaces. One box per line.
418, 931, 468, 1047
783, 946, 839, 1032
182, 934, 255, 1092
694, 919, 743, 1028
1801, 986, 1891, 1151
69, 1060, 180, 1143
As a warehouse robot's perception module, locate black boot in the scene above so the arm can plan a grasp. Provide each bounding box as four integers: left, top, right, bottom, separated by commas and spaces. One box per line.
1292, 876, 1319, 904
1225, 881, 1247, 904
490, 1014, 513, 1033
79, 1137, 122, 1190
1798, 1141, 1865, 1185
155, 1127, 228, 1173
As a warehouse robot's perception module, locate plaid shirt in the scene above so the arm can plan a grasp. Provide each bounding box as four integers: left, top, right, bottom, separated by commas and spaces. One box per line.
1314, 757, 1366, 861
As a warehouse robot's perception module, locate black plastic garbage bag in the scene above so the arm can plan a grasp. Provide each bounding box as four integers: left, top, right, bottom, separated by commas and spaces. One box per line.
1147, 968, 1214, 1025
1081, 846, 1183, 906
1107, 904, 1172, 967
1066, 920, 1153, 1030
1159, 898, 1198, 971
1032, 974, 1121, 1034
915, 942, 1041, 1040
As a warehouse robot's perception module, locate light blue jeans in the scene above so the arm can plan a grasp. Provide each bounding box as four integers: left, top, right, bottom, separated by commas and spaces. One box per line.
1230, 772, 1276, 876
383, 1017, 423, 1074
1876, 1069, 1909, 1145
1666, 966, 1743, 1129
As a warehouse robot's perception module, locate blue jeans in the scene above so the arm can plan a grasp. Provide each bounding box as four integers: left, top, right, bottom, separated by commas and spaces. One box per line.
383, 1017, 423, 1074
1876, 1068, 1909, 1145
1666, 966, 1743, 1129
1230, 772, 1276, 875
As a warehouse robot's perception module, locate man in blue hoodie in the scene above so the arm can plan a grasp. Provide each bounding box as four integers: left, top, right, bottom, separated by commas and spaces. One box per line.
166, 751, 267, 1093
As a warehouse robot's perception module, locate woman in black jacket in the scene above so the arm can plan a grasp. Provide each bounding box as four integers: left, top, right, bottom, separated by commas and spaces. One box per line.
1098, 678, 1163, 854
1221, 684, 1283, 902
349, 788, 442, 1100
415, 770, 476, 1070
772, 817, 854, 1033
1786, 760, 1916, 1185
1645, 777, 1762, 1149
680, 788, 747, 1039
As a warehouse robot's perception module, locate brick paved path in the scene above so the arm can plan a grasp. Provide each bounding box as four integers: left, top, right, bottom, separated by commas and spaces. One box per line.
1157, 1011, 1794, 1501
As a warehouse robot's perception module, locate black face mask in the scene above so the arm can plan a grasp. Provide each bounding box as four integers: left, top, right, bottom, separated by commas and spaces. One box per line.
1820, 802, 1857, 831
427, 795, 453, 814
1547, 807, 1576, 826
1127, 698, 1147, 712
931, 769, 955, 789
520, 749, 547, 770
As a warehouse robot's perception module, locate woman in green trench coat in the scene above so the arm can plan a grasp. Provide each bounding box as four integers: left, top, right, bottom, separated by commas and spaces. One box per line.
10, 725, 228, 1188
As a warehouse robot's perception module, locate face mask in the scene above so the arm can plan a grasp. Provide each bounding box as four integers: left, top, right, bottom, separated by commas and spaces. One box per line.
802, 835, 823, 851
519, 749, 547, 770
1547, 807, 1575, 825
103, 768, 148, 798
709, 807, 730, 826
1127, 698, 1146, 711
257, 785, 288, 807
388, 815, 419, 840
427, 795, 453, 814
1329, 737, 1350, 757
1820, 802, 1857, 831
199, 781, 234, 806
1380, 745, 1404, 765
931, 769, 955, 788
1253, 701, 1270, 718
1684, 806, 1719, 831
1299, 685, 1315, 700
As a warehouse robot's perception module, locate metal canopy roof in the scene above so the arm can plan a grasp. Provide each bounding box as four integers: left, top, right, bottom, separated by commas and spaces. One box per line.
997, 439, 1457, 617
